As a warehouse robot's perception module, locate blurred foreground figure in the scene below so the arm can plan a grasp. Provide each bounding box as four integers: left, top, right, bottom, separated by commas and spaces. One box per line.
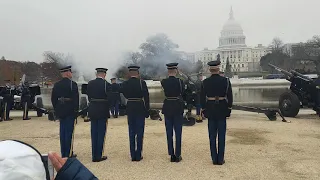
161, 63, 184, 162
0, 140, 97, 180
51, 66, 79, 158
200, 60, 233, 165
87, 68, 111, 162
120, 65, 150, 161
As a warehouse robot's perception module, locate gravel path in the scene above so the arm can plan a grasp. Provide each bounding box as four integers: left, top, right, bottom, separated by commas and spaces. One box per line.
1, 110, 320, 180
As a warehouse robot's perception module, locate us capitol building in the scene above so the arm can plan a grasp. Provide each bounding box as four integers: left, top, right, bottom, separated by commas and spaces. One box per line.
192, 7, 271, 72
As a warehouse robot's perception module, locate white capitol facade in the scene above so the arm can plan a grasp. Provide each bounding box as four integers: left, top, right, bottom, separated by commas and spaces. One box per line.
193, 7, 271, 72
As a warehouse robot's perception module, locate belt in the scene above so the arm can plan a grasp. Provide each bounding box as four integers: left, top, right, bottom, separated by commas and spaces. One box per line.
165, 97, 180, 100
207, 97, 226, 101
127, 98, 143, 101
91, 98, 108, 102
58, 97, 72, 101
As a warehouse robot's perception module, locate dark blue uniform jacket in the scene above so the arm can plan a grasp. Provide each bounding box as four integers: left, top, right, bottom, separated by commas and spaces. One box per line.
87, 78, 111, 119
51, 78, 79, 119
200, 74, 233, 119
161, 76, 185, 116
120, 77, 150, 117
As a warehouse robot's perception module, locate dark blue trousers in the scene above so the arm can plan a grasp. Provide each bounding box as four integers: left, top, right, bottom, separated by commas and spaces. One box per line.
22, 101, 29, 120
127, 115, 145, 160
164, 114, 183, 157
3, 101, 11, 120
91, 118, 108, 161
110, 101, 119, 116
59, 116, 76, 158
196, 104, 201, 115
208, 118, 226, 163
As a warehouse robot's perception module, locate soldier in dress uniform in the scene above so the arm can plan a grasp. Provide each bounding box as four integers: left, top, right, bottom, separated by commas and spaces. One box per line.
200, 60, 233, 165
87, 68, 111, 162
161, 63, 185, 162
1, 80, 13, 121
21, 82, 31, 120
109, 77, 121, 118
51, 66, 79, 158
120, 65, 150, 161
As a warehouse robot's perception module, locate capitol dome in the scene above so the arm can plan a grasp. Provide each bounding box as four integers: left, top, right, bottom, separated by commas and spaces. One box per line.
218, 7, 246, 48
222, 18, 243, 32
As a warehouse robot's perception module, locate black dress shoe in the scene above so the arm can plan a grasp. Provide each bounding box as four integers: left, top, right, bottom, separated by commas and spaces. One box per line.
217, 160, 225, 165
92, 156, 108, 162
131, 158, 136, 161
23, 118, 31, 120
175, 156, 182, 162
170, 155, 176, 162
213, 161, 218, 165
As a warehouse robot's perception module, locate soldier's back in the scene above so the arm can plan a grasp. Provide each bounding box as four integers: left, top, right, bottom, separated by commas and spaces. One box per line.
121, 78, 146, 116
87, 78, 110, 119
52, 78, 78, 118
161, 77, 184, 116
203, 75, 228, 97
202, 74, 230, 119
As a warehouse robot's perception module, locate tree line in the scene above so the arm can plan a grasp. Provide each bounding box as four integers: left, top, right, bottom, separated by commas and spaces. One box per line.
260, 35, 320, 74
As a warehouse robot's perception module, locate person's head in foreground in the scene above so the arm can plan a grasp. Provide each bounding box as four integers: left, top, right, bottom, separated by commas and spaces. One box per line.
0, 140, 50, 180
0, 140, 97, 180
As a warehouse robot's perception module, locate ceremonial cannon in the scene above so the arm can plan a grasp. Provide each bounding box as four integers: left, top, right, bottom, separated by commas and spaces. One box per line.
179, 71, 288, 123
268, 63, 320, 117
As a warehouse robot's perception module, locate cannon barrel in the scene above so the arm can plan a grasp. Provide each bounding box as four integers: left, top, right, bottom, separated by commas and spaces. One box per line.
178, 70, 197, 84
268, 63, 293, 78
290, 70, 313, 82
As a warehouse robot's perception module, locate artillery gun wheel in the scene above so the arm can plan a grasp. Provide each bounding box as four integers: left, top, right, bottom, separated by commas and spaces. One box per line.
36, 97, 44, 117
279, 91, 300, 117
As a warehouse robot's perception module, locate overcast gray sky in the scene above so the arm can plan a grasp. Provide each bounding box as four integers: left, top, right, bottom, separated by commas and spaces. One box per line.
0, 0, 319, 76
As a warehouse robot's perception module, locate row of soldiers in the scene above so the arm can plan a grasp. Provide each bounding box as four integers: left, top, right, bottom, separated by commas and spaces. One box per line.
51, 60, 233, 165
0, 81, 31, 122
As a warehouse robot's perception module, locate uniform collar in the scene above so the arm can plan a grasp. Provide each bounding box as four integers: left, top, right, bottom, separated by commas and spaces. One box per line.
96, 77, 104, 79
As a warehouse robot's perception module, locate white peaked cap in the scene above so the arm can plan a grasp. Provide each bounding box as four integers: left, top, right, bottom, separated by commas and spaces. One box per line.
0, 140, 47, 180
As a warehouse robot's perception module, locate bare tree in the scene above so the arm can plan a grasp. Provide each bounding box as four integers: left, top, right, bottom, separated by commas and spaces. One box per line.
42, 51, 76, 82
270, 37, 284, 53
291, 35, 320, 74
